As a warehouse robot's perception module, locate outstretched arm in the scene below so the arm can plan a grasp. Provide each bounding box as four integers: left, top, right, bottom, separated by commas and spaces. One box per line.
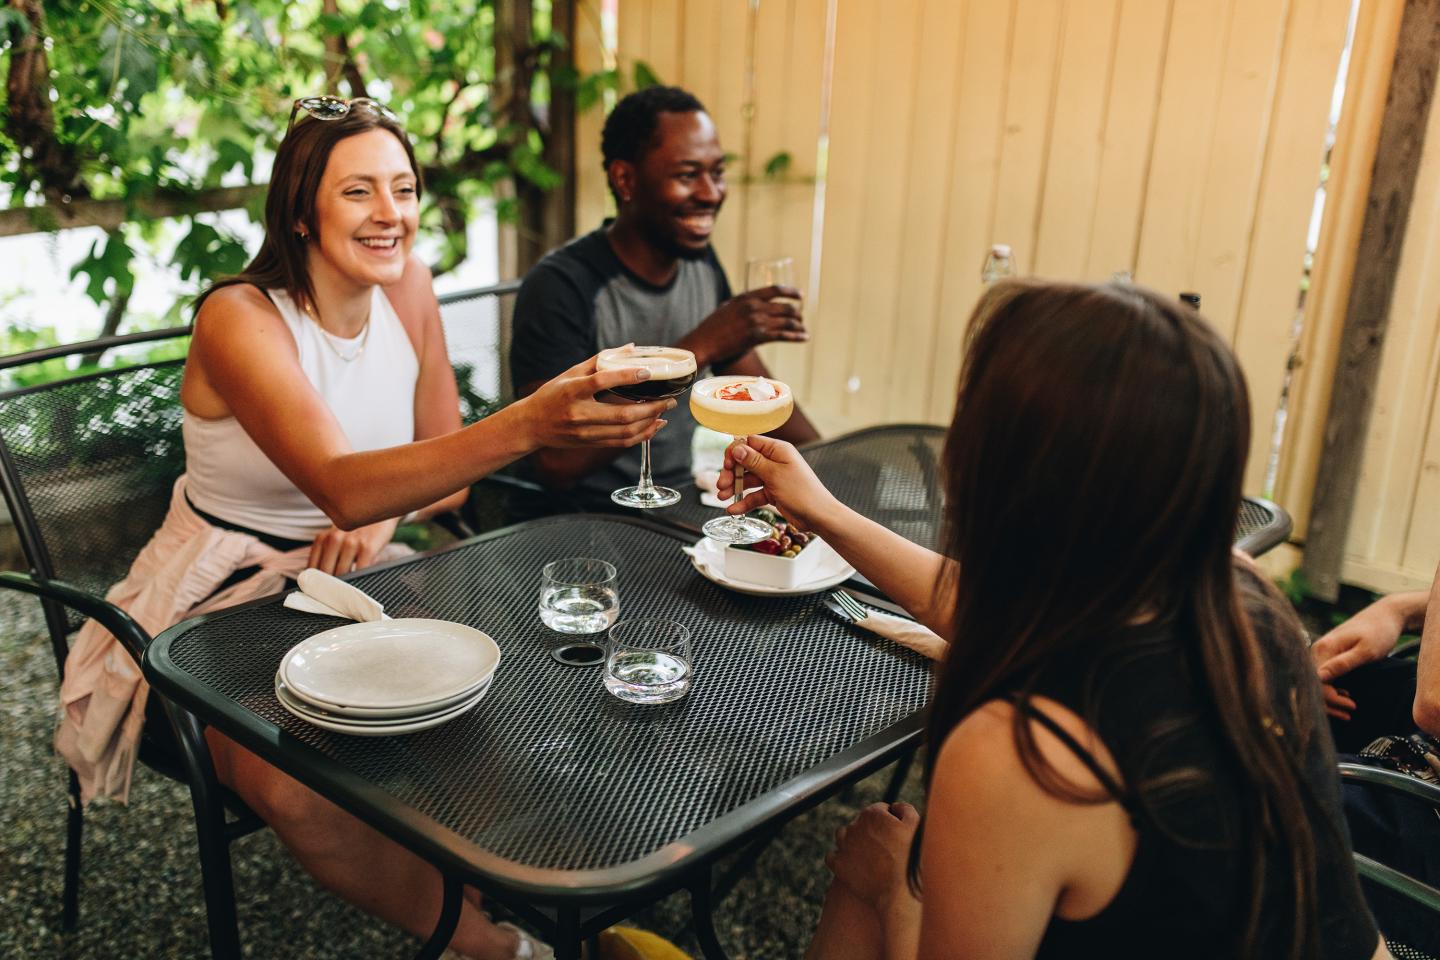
185, 285, 670, 530
719, 434, 953, 638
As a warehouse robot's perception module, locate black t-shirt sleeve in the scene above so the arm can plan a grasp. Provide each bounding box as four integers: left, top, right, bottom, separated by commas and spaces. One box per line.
509, 261, 597, 394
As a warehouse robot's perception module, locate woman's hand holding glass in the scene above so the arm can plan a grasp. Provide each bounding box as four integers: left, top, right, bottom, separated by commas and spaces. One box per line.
517, 353, 674, 450
717, 433, 842, 535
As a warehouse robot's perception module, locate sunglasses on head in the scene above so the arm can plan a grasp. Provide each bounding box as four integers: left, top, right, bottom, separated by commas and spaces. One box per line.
287, 96, 401, 133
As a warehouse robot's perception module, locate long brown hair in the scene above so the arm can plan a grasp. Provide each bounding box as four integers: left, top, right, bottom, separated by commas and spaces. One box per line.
194, 104, 422, 315
915, 280, 1321, 958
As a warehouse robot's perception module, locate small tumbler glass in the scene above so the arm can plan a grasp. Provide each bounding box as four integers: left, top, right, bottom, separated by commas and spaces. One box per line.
539, 558, 619, 635
604, 618, 692, 705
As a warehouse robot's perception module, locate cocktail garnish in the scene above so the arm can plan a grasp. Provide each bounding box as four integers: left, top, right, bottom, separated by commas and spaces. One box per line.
717, 384, 754, 401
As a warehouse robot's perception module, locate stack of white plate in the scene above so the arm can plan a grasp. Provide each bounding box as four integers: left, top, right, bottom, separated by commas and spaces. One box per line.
275, 618, 501, 736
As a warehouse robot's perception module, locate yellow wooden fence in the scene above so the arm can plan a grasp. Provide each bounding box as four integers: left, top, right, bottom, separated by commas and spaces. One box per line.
572, 0, 1437, 591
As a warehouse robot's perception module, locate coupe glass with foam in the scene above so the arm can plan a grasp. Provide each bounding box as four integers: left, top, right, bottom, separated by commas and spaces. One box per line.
596, 345, 698, 508
689, 375, 795, 543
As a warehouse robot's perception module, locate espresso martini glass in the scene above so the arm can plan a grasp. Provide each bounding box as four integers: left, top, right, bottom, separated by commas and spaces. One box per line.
689, 375, 795, 544
596, 345, 698, 509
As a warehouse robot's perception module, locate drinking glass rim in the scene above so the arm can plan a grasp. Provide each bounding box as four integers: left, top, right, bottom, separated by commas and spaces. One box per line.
608, 617, 691, 648
541, 557, 617, 587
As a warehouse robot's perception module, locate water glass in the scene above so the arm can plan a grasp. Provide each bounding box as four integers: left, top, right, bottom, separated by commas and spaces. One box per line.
538, 558, 619, 635
604, 618, 692, 705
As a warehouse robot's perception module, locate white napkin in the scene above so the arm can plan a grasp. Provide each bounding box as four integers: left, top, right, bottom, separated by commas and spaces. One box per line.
283, 568, 388, 621
848, 607, 948, 661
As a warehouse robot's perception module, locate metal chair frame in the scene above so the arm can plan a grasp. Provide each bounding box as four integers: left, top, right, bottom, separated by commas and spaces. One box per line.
0, 280, 519, 956
1337, 763, 1440, 914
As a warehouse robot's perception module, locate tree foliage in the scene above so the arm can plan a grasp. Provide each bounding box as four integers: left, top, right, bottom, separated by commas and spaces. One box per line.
1, 0, 593, 333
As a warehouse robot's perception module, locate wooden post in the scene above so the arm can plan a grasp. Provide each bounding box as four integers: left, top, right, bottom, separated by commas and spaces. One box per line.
1302, 0, 1440, 601
543, 0, 578, 255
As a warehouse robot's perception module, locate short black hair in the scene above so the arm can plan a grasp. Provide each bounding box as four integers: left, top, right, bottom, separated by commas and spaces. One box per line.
601, 85, 707, 171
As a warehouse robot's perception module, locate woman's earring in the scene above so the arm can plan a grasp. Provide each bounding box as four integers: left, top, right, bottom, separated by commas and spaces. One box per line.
296, 229, 309, 242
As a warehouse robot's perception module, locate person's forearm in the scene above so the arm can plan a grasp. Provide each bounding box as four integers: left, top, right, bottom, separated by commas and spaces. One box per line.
810, 503, 955, 640
880, 899, 924, 960
1415, 568, 1440, 734
303, 402, 539, 529
1382, 590, 1430, 634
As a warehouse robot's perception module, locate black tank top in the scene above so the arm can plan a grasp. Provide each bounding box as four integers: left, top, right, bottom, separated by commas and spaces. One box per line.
1026, 571, 1377, 959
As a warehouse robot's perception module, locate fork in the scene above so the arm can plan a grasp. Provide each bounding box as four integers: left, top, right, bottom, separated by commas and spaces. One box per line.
827, 590, 871, 624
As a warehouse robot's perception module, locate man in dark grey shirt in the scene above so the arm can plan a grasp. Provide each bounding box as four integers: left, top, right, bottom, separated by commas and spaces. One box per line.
510, 85, 819, 501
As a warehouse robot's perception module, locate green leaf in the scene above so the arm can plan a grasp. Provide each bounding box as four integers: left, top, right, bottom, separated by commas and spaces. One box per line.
98, 22, 161, 105
575, 68, 618, 113
173, 220, 249, 284
69, 231, 136, 306
633, 60, 661, 90
763, 151, 792, 181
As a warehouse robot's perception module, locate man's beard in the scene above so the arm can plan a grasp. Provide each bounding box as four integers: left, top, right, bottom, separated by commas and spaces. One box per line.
640, 208, 715, 261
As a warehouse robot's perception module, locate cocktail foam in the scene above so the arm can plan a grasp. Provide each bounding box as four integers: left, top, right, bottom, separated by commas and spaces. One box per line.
690, 376, 793, 417
596, 345, 697, 380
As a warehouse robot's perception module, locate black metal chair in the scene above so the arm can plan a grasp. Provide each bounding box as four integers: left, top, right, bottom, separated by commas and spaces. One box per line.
0, 281, 531, 953
1337, 764, 1440, 958
436, 280, 563, 534
1235, 495, 1292, 557
0, 331, 263, 960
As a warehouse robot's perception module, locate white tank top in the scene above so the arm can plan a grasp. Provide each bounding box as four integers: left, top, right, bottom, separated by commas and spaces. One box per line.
182, 286, 420, 541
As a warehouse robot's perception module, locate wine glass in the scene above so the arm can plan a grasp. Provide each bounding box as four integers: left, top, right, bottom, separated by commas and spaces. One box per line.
596, 345, 697, 509
689, 375, 795, 543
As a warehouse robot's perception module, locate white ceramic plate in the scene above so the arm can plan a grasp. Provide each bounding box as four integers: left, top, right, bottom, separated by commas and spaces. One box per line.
274, 673, 490, 736
279, 618, 500, 712
276, 670, 492, 720
686, 537, 857, 596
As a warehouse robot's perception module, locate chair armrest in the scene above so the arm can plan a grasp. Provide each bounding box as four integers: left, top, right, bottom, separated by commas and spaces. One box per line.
1339, 761, 1440, 805
0, 570, 152, 665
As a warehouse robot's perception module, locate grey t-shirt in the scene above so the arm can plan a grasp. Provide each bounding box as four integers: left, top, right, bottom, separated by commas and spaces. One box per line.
510, 226, 732, 500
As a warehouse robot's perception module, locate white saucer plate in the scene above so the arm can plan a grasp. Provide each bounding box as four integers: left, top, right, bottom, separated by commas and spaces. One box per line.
280, 618, 500, 712
276, 670, 492, 720
274, 674, 490, 736
687, 537, 857, 597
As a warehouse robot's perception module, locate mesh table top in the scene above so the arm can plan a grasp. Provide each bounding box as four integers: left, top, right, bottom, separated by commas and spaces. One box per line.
145, 516, 931, 899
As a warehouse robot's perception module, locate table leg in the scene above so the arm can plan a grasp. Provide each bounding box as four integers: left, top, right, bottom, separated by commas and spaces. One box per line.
414, 875, 463, 960
555, 907, 582, 960
689, 870, 730, 960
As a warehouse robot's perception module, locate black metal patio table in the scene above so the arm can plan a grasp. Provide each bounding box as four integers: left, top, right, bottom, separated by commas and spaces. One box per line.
142, 514, 932, 960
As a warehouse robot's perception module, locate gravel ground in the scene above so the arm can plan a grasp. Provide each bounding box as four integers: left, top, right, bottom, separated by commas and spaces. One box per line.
0, 591, 923, 959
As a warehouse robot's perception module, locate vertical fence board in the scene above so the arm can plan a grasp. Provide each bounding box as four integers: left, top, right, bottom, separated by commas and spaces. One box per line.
1033, 0, 1121, 280
883, 0, 969, 423
926, 0, 1017, 424
1187, 0, 1289, 343
1275, 0, 1403, 542
1085, 0, 1172, 280
989, 0, 1065, 276
1134, 0, 1232, 294
1231, 0, 1355, 498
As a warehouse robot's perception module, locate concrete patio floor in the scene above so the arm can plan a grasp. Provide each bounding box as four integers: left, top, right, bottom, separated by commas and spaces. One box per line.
0, 591, 923, 959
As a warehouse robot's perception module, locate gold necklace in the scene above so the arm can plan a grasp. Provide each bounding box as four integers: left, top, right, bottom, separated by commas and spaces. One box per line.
304, 300, 371, 362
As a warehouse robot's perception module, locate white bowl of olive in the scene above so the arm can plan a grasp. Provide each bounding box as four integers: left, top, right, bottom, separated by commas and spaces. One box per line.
724, 511, 824, 589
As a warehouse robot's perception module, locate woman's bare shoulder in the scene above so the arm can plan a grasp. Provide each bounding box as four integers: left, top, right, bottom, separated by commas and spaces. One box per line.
194, 283, 284, 332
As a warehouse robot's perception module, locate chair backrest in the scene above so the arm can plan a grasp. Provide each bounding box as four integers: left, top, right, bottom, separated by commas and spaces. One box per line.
0, 334, 192, 639
437, 279, 521, 422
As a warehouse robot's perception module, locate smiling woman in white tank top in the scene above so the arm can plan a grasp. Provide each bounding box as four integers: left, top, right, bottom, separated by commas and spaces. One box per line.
61, 99, 680, 960
183, 286, 419, 542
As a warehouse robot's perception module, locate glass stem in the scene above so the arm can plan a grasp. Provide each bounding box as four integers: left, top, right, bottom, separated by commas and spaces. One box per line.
636, 438, 656, 494
731, 435, 745, 510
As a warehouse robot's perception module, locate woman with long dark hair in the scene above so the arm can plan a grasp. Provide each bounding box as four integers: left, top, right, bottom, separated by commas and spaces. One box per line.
58, 98, 672, 958
719, 281, 1385, 958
